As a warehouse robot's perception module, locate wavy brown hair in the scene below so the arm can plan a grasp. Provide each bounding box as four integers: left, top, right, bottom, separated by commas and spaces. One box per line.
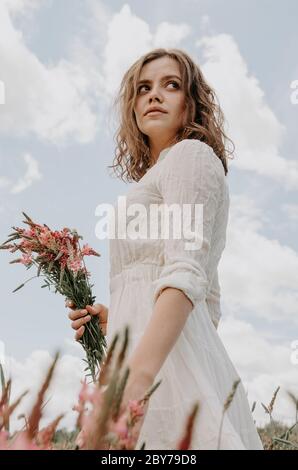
108, 48, 235, 182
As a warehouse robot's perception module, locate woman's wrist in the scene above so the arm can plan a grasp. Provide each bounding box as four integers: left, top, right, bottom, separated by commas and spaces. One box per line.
127, 362, 154, 385
123, 367, 154, 404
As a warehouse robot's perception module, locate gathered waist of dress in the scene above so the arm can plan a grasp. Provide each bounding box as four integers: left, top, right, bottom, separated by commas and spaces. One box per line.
110, 262, 163, 293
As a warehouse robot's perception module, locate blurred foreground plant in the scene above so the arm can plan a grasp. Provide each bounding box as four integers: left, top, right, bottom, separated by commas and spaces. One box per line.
0, 327, 200, 450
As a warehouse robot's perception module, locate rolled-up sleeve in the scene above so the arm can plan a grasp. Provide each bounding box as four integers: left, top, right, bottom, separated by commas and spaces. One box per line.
152, 139, 223, 310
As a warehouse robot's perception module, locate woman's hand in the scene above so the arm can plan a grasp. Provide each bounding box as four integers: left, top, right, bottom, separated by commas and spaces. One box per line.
66, 299, 108, 341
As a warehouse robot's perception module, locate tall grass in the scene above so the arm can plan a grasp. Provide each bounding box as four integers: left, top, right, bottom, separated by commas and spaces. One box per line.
1, 331, 297, 450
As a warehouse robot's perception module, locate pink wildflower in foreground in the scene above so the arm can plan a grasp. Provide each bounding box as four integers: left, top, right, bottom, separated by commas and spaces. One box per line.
0, 333, 199, 450
128, 399, 144, 420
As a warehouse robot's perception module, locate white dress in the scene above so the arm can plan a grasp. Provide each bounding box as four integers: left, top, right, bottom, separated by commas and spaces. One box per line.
106, 139, 263, 450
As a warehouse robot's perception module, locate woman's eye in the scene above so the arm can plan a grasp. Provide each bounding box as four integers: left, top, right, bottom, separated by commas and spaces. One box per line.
138, 81, 179, 93
138, 85, 149, 93
168, 81, 179, 89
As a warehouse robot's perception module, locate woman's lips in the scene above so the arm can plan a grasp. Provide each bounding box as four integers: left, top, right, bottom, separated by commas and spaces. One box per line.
145, 111, 167, 116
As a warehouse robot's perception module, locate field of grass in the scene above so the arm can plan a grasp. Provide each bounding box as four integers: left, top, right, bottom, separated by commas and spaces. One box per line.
49, 420, 298, 450
1, 337, 297, 450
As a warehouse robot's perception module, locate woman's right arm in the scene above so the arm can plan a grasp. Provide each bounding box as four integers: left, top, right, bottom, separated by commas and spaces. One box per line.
66, 300, 108, 340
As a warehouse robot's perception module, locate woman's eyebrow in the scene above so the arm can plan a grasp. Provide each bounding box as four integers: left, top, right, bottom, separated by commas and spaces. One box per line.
137, 75, 182, 85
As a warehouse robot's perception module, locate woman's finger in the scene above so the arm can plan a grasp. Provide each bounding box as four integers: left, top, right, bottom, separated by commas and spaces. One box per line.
65, 299, 77, 309
68, 309, 88, 321
75, 325, 85, 341
85, 305, 105, 319
71, 315, 91, 330
86, 304, 108, 322
86, 305, 107, 333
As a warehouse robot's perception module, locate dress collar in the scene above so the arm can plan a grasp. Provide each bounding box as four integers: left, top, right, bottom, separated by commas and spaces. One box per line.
157, 146, 172, 163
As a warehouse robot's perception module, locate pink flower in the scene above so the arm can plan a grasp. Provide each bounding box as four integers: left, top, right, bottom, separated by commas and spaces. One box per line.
128, 399, 144, 420
77, 380, 95, 404
0, 431, 9, 450
38, 230, 51, 246
7, 432, 40, 450
81, 244, 100, 257
20, 239, 34, 250
68, 258, 82, 273
61, 228, 71, 236
23, 229, 35, 237
20, 253, 33, 266
112, 414, 129, 440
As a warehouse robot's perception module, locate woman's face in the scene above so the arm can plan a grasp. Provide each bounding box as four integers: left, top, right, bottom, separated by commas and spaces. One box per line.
133, 56, 186, 160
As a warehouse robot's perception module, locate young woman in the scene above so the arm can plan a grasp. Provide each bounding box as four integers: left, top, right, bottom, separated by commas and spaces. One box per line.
67, 48, 263, 450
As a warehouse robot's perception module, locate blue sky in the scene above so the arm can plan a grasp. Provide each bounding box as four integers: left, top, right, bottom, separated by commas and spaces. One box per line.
0, 0, 297, 431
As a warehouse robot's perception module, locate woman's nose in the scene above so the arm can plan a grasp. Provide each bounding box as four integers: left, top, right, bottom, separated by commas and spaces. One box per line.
148, 87, 163, 101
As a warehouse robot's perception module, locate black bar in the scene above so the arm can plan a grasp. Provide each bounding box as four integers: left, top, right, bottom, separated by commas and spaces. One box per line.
0, 449, 297, 467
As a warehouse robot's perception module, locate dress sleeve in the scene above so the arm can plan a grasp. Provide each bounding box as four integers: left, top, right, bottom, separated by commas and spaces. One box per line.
151, 139, 224, 311
206, 267, 222, 329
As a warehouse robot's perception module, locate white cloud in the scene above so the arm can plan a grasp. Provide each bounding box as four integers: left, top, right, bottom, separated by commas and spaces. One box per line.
196, 33, 298, 190
153, 22, 191, 48
3, 349, 86, 433
102, 5, 152, 98
0, 152, 41, 194
102, 4, 191, 97
2, 0, 43, 15
219, 316, 298, 427
0, 2, 99, 144
221, 194, 298, 323
10, 153, 42, 194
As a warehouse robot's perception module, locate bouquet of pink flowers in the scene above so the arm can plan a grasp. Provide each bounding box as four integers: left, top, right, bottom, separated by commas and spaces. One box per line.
0, 212, 106, 382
